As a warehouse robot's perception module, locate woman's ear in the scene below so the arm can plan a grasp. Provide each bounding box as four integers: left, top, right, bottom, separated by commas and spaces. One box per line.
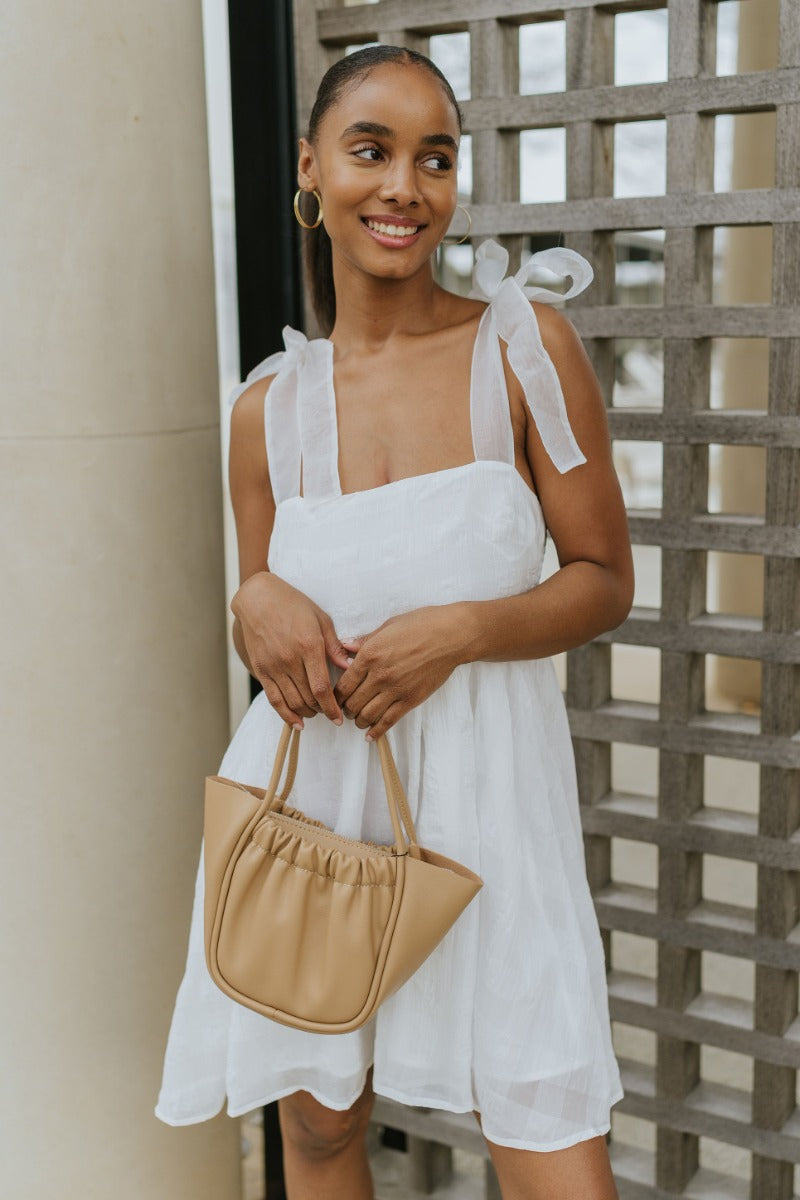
297, 137, 318, 191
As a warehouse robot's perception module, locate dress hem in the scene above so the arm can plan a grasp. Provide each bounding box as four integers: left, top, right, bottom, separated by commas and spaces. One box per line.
155, 1080, 625, 1154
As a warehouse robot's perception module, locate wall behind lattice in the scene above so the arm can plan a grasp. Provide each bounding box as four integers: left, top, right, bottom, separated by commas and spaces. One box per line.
290, 2, 800, 1196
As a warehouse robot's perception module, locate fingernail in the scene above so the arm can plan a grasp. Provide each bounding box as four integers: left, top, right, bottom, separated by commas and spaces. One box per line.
293, 722, 303, 732
345, 656, 354, 666
335, 716, 343, 725
365, 731, 373, 742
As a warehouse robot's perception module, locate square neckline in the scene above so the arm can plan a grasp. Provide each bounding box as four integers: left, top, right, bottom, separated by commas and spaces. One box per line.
284, 458, 543, 524
259, 237, 588, 510
299, 303, 537, 507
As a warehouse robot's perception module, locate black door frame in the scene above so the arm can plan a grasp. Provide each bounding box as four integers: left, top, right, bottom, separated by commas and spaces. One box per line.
229, 0, 303, 382
227, 1, 301, 1194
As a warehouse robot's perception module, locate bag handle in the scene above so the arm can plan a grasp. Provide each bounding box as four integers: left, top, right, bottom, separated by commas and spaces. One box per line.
264, 723, 419, 853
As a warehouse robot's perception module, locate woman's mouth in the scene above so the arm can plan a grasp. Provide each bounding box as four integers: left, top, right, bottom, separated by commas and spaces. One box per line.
361, 217, 425, 247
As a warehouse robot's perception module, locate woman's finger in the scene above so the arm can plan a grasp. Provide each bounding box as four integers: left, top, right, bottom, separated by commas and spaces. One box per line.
275, 657, 321, 715
255, 640, 323, 716
260, 676, 306, 730
333, 655, 367, 707
276, 673, 318, 719
303, 651, 343, 724
351, 692, 389, 730
341, 674, 385, 723
320, 618, 356, 671
365, 701, 407, 742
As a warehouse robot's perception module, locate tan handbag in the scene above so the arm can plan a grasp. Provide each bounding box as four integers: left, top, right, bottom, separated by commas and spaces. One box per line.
204, 722, 483, 1034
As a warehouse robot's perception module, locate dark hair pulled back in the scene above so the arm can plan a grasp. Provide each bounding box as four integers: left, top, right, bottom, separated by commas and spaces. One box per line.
300, 46, 463, 335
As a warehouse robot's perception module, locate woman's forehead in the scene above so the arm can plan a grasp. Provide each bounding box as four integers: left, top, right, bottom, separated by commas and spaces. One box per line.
320, 63, 460, 140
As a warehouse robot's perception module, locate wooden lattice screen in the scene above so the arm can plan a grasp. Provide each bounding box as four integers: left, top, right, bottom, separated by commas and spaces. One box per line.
289, 2, 800, 1196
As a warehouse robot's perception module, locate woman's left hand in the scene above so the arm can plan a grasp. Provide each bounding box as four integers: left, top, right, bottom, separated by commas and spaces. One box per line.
333, 605, 468, 740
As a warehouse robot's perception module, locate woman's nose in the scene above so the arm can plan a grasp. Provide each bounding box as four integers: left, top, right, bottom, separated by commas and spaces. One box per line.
377, 158, 421, 207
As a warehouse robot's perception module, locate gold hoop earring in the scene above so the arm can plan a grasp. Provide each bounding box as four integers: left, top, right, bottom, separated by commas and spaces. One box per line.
447, 203, 472, 245
293, 188, 323, 229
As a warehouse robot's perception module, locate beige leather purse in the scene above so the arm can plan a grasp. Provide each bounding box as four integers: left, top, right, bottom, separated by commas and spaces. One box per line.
204, 722, 483, 1034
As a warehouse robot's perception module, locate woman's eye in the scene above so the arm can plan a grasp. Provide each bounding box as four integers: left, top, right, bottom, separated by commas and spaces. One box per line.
352, 144, 384, 161
422, 154, 453, 172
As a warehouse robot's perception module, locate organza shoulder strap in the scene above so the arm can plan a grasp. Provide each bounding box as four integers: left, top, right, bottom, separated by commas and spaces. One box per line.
294, 337, 342, 502
227, 325, 308, 505
469, 239, 593, 474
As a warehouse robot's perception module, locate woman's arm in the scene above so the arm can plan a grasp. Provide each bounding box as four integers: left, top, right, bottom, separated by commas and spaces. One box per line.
227, 379, 278, 676
452, 302, 633, 661
228, 378, 350, 727
334, 305, 633, 736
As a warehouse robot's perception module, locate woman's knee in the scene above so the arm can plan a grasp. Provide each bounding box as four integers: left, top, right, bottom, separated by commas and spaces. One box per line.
278, 1070, 375, 1162
484, 1133, 618, 1200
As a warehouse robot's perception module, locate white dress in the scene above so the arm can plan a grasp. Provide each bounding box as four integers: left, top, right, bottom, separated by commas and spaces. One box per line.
155, 240, 624, 1152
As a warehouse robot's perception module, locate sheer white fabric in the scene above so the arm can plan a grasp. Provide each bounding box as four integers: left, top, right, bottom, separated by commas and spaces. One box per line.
469, 239, 590, 474
155, 241, 623, 1150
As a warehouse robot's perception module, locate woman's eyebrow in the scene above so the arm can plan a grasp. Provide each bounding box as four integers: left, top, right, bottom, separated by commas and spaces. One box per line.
422, 132, 458, 152
340, 120, 394, 140
340, 120, 458, 153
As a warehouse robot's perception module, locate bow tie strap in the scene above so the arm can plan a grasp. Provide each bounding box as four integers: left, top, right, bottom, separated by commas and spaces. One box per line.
469, 239, 590, 475
514, 246, 594, 304
493, 280, 587, 473
226, 325, 309, 409
468, 238, 593, 305
226, 325, 309, 505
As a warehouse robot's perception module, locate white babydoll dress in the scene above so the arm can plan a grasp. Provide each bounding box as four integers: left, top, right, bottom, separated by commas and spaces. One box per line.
155, 239, 624, 1151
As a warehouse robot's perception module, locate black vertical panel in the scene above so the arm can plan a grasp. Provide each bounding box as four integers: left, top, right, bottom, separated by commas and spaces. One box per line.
227, 0, 299, 710
228, 0, 303, 380
227, 3, 299, 1194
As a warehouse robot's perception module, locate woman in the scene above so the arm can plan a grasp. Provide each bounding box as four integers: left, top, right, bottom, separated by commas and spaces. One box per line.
157, 45, 632, 1200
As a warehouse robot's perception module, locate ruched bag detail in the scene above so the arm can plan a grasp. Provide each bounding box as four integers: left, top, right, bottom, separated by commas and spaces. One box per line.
249, 819, 397, 887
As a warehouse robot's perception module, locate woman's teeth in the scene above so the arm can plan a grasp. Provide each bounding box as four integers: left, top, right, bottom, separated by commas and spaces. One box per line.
365, 219, 420, 238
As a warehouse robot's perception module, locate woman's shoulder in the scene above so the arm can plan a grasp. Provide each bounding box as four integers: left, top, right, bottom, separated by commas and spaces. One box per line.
443, 283, 581, 368
530, 299, 582, 360
233, 367, 280, 405
227, 372, 281, 448
229, 328, 309, 420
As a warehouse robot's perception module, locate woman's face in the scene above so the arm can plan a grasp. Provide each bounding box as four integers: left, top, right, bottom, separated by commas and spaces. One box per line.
298, 63, 461, 281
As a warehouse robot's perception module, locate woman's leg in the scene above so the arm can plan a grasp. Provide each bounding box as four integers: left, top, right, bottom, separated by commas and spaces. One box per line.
474, 1110, 619, 1200
278, 1066, 375, 1200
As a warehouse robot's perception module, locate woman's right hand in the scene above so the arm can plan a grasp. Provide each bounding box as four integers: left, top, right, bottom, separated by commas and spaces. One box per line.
231, 572, 351, 729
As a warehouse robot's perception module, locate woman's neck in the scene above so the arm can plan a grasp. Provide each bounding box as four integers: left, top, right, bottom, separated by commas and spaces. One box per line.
328, 252, 445, 353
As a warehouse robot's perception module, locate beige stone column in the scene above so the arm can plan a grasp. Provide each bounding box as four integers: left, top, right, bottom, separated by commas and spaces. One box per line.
1, 4, 242, 1197
713, 0, 778, 705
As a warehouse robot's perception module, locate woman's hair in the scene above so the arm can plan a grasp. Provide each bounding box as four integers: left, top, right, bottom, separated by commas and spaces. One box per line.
301, 45, 463, 334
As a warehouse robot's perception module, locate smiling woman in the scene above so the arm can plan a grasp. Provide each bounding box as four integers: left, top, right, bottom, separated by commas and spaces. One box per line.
333, 117, 457, 249
298, 48, 465, 328
156, 44, 631, 1200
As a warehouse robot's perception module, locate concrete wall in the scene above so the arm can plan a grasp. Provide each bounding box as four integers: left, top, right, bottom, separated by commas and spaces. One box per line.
1, 4, 241, 1196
